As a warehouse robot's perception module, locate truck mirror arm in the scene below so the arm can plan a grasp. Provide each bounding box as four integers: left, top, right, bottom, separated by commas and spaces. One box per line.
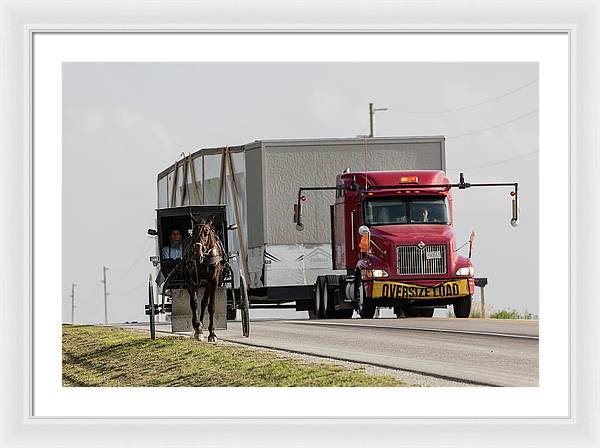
361, 173, 520, 227
295, 173, 519, 230
295, 186, 337, 231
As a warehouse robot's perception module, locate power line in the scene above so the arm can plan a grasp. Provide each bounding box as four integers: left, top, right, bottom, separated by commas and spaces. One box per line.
387, 78, 538, 114
446, 109, 538, 140
111, 238, 154, 284
446, 150, 538, 171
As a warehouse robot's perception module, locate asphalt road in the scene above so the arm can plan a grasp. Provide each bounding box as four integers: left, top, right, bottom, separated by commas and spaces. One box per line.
119, 317, 538, 387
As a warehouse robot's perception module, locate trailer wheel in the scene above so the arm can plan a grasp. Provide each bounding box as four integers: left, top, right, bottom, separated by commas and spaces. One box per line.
453, 296, 472, 318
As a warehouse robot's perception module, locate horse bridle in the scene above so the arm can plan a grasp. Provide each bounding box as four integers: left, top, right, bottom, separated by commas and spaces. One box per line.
193, 222, 223, 266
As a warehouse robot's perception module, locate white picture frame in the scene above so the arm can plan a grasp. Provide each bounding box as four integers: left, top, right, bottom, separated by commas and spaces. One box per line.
1, 0, 597, 447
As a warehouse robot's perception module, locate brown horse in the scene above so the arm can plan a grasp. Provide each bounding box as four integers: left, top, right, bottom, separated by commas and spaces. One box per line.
182, 218, 227, 342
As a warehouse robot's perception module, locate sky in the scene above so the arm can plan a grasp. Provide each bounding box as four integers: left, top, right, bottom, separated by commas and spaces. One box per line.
62, 62, 538, 324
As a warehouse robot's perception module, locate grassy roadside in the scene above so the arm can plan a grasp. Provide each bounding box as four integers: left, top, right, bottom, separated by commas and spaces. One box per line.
447, 300, 538, 319
62, 325, 404, 387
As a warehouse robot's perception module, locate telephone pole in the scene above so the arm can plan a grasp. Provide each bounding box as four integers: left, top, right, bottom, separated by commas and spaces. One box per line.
101, 266, 109, 324
368, 102, 388, 137
70, 283, 76, 324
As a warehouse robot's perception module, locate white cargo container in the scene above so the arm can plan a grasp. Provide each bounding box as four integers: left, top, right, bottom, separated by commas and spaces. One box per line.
156, 136, 445, 311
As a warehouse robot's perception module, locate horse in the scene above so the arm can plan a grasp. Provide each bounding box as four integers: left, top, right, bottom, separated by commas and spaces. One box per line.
181, 217, 228, 342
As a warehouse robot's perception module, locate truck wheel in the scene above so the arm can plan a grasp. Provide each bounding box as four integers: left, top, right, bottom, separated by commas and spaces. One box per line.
354, 276, 377, 319
403, 308, 420, 318
393, 306, 404, 318
313, 278, 324, 319
322, 277, 337, 319
453, 296, 472, 318
420, 308, 435, 318
336, 308, 354, 319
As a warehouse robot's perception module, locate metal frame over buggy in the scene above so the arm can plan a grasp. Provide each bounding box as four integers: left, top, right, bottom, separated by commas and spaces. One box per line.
146, 205, 250, 340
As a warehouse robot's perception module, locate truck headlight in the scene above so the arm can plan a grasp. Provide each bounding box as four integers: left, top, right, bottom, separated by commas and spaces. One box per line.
455, 266, 474, 276
365, 269, 389, 279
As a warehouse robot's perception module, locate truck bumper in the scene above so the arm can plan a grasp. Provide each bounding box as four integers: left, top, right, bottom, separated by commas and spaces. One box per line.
366, 277, 474, 302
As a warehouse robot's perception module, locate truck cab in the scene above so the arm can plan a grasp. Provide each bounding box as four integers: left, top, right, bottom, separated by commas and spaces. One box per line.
332, 170, 475, 318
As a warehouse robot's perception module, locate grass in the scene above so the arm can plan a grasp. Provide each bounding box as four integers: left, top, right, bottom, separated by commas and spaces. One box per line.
489, 309, 538, 320
62, 325, 404, 387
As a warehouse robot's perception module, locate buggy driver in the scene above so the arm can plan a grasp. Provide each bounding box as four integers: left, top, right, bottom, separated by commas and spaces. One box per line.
162, 227, 183, 259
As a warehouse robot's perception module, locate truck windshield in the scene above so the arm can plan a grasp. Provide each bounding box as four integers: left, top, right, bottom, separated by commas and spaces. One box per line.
365, 196, 450, 225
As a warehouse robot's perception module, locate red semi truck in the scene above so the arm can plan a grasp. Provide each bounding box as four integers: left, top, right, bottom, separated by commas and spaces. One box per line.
295, 169, 518, 319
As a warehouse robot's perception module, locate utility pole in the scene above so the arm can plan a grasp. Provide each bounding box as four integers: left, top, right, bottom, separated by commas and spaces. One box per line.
101, 266, 109, 324
368, 102, 388, 137
70, 283, 76, 324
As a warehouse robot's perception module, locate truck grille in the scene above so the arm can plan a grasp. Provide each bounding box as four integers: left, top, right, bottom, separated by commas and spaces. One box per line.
397, 244, 447, 275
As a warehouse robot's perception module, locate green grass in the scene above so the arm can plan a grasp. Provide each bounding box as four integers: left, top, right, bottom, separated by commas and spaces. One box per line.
62, 325, 404, 387
489, 309, 538, 320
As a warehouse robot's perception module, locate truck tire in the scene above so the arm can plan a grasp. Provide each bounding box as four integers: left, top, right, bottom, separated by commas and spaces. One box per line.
313, 278, 324, 319
354, 269, 375, 319
403, 308, 420, 318
336, 308, 354, 319
322, 277, 337, 319
420, 308, 435, 318
453, 296, 472, 318
308, 281, 317, 319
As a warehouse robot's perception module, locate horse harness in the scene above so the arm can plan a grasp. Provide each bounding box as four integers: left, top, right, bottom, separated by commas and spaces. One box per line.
186, 224, 229, 287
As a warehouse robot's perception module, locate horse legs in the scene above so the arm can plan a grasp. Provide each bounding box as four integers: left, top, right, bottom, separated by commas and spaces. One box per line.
189, 286, 203, 341
207, 284, 217, 343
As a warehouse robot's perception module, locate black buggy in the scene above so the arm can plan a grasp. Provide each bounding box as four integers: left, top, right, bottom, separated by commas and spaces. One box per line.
146, 205, 250, 340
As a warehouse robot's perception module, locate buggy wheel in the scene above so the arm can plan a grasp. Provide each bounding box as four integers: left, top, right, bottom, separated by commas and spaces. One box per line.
148, 274, 156, 340
240, 273, 250, 337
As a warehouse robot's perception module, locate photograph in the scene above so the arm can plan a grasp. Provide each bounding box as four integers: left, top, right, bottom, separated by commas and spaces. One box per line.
61, 61, 539, 388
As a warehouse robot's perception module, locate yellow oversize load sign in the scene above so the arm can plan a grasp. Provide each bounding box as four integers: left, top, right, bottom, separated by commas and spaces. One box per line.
372, 279, 469, 299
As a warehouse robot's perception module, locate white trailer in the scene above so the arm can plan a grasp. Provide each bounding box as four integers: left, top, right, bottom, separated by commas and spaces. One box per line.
156, 137, 446, 315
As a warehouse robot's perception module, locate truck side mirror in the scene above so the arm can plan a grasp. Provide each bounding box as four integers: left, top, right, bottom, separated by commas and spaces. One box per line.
294, 203, 304, 231
510, 193, 519, 227
227, 223, 238, 231
147, 229, 158, 236
510, 192, 519, 227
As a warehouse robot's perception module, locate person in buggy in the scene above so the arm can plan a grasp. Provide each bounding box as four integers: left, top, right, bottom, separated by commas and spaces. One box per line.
162, 226, 183, 260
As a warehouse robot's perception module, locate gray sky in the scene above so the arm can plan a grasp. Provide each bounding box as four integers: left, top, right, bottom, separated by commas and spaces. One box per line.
62, 62, 538, 324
